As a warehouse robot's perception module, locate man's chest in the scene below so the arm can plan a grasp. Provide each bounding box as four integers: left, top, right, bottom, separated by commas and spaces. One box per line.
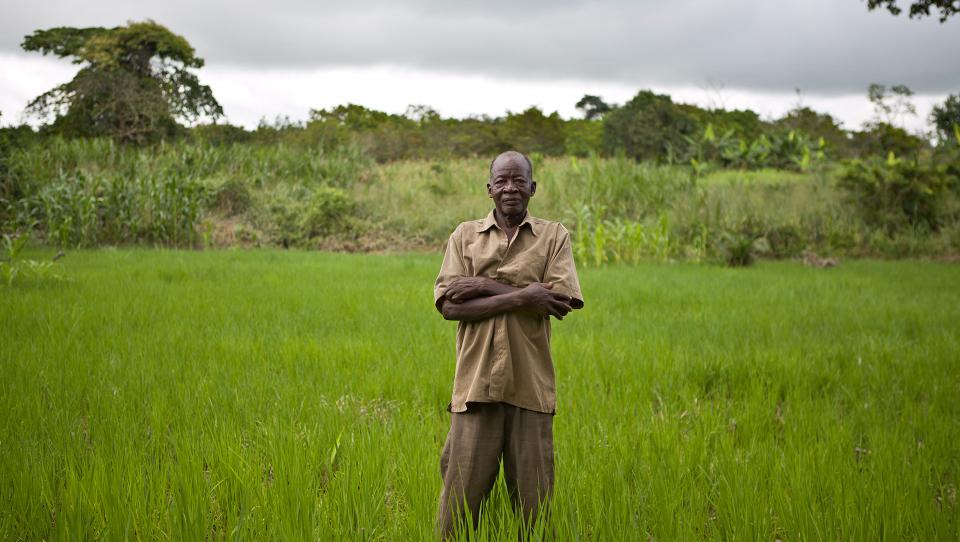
461, 231, 552, 286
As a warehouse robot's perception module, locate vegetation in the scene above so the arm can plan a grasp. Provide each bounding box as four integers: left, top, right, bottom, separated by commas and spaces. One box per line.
1, 136, 957, 261
931, 92, 960, 144
4, 21, 959, 264
21, 21, 221, 143
1, 250, 957, 539
866, 0, 960, 22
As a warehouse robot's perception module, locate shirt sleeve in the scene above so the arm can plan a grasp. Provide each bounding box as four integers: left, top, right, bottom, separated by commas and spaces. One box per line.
543, 224, 584, 309
434, 225, 467, 313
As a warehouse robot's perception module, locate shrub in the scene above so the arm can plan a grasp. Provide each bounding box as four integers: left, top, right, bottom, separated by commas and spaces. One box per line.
720, 232, 758, 267
838, 154, 955, 232
202, 176, 252, 216
257, 184, 358, 247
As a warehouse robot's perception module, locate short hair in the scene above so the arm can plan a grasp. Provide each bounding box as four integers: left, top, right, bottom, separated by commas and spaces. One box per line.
489, 151, 533, 179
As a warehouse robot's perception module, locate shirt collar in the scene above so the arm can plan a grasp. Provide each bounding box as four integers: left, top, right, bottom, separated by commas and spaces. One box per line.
476, 209, 538, 236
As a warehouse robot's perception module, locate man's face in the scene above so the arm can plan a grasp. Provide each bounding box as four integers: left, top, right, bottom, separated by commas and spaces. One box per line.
487, 155, 536, 216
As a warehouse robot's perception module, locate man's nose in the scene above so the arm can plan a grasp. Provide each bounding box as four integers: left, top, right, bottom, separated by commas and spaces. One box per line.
504, 182, 519, 192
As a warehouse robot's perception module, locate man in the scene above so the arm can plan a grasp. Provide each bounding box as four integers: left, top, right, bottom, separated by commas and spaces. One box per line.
433, 150, 584, 537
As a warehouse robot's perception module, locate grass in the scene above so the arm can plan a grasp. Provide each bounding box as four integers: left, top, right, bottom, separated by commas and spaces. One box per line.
5, 139, 958, 258
1, 249, 959, 540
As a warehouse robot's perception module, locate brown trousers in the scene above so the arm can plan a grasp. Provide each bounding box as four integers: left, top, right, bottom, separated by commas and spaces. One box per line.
436, 402, 554, 539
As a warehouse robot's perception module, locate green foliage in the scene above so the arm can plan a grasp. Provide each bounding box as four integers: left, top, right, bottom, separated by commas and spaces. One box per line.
21, 20, 221, 144
687, 106, 764, 141
850, 122, 927, 158
191, 123, 252, 146
255, 184, 358, 247
774, 107, 851, 158
603, 90, 699, 162
1, 137, 370, 248
719, 232, 760, 267
21, 171, 205, 247
4, 137, 958, 260
867, 83, 917, 126
866, 0, 959, 21
570, 207, 677, 266
202, 175, 251, 216
685, 125, 825, 172
838, 154, 958, 231
574, 94, 612, 120
563, 120, 604, 157
0, 232, 63, 285
501, 107, 567, 156
930, 92, 960, 144
2, 251, 959, 538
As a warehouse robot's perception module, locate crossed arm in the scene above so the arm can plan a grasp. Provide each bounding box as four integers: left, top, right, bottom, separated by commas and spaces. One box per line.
438, 276, 580, 322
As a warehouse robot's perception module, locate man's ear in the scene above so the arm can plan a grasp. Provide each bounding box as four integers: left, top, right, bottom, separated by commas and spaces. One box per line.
530, 181, 537, 197
487, 183, 493, 198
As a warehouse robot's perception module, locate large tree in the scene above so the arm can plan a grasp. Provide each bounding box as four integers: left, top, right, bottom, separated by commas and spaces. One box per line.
930, 93, 960, 143
865, 0, 959, 22
603, 90, 698, 162
22, 20, 222, 143
575, 95, 612, 120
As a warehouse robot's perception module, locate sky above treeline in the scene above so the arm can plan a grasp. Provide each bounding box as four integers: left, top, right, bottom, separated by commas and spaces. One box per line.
2, 0, 958, 133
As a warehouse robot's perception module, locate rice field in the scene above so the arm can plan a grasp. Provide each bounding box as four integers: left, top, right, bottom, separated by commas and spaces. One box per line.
1, 249, 958, 540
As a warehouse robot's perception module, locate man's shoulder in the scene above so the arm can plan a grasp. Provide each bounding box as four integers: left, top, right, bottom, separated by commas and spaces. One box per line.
449, 218, 485, 237
529, 216, 569, 238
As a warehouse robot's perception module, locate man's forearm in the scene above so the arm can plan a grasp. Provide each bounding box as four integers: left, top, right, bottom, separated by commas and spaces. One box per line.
478, 277, 523, 297
440, 290, 525, 322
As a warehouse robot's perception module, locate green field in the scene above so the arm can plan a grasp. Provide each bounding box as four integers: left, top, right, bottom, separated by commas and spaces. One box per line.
2, 250, 959, 540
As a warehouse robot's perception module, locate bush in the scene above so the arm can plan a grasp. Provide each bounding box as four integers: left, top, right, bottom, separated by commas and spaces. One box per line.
202, 176, 252, 216
257, 184, 358, 247
839, 155, 956, 232
719, 231, 757, 267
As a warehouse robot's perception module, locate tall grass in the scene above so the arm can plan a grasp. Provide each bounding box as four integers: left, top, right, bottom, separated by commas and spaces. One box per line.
0, 250, 957, 539
2, 139, 957, 258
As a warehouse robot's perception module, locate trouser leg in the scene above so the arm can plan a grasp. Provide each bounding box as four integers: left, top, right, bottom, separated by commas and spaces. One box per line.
436, 403, 505, 539
502, 405, 554, 531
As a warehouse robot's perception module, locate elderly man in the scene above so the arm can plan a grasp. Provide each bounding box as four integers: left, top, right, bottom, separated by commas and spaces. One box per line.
433, 150, 584, 537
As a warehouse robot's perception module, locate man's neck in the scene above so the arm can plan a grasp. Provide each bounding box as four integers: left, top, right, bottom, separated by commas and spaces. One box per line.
494, 209, 526, 231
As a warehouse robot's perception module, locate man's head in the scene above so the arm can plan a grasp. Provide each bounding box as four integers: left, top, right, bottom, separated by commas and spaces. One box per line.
488, 151, 536, 217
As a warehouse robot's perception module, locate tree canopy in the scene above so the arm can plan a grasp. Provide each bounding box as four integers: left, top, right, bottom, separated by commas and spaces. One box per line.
575, 95, 612, 120
22, 20, 222, 144
865, 0, 959, 22
930, 93, 960, 143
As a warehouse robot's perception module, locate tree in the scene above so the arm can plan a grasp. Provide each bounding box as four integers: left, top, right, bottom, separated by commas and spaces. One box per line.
867, 83, 917, 128
930, 93, 960, 144
21, 20, 222, 144
865, 0, 959, 22
575, 95, 612, 120
501, 107, 567, 156
603, 90, 698, 162
774, 106, 851, 157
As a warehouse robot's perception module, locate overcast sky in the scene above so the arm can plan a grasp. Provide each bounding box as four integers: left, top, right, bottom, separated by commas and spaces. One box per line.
2, 0, 958, 132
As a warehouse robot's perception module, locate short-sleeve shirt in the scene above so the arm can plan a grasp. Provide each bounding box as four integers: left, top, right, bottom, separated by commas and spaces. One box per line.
434, 209, 584, 414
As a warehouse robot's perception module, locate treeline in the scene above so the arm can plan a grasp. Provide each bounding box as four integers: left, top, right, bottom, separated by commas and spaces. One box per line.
4, 87, 953, 169
157, 90, 941, 165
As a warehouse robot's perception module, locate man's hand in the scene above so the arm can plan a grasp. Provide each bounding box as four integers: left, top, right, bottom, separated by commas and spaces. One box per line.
519, 282, 573, 320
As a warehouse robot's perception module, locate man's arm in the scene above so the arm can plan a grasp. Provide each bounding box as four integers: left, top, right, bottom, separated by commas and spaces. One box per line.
442, 276, 519, 304
440, 282, 574, 322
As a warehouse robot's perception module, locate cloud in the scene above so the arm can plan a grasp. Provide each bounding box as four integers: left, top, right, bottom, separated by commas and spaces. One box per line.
1, 52, 946, 135
2, 0, 958, 94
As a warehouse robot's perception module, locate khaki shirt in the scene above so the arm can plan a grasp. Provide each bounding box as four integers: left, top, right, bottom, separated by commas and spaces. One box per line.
434, 210, 584, 414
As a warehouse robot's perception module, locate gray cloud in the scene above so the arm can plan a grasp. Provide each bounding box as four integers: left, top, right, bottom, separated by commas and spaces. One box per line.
2, 0, 959, 94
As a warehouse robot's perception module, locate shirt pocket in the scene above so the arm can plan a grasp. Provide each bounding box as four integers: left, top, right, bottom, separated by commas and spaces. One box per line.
497, 237, 551, 286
